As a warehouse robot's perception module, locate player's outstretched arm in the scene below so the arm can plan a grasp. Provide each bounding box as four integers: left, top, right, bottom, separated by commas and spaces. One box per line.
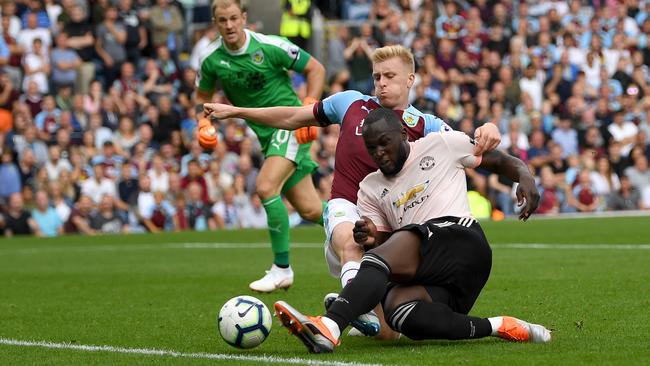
203, 103, 318, 130
478, 150, 540, 221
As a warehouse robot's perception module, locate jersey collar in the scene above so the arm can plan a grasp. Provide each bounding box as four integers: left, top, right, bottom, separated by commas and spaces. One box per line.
222, 29, 252, 56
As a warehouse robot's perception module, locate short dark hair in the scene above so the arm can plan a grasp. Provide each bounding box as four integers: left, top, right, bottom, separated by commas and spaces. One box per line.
362, 108, 402, 134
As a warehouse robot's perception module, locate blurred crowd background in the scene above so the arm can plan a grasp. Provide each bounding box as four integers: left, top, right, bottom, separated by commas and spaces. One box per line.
1, 0, 649, 237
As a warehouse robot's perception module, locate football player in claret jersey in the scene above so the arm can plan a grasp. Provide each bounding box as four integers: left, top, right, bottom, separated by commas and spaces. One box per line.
195, 0, 327, 293
273, 108, 551, 353
204, 45, 502, 338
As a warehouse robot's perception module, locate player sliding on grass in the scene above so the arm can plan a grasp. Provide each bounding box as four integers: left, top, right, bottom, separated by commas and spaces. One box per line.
273, 108, 551, 353
203, 45, 501, 338
195, 0, 327, 293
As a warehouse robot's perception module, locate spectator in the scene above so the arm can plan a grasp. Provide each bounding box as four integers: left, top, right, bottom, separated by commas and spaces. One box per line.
81, 163, 117, 204
117, 163, 139, 208
343, 23, 376, 94
327, 26, 350, 81
17, 148, 38, 188
114, 116, 140, 154
1, 192, 38, 236
48, 180, 71, 223
22, 38, 50, 94
62, 5, 95, 95
435, 0, 465, 40
536, 165, 566, 214
185, 181, 216, 231
0, 149, 21, 201
150, 0, 184, 55
567, 169, 601, 213
44, 145, 72, 181
552, 117, 579, 158
90, 195, 128, 234
180, 141, 211, 177
239, 194, 267, 229
31, 190, 63, 237
212, 186, 240, 229
591, 156, 621, 197
63, 194, 96, 235
50, 32, 82, 90
148, 154, 170, 194
95, 5, 127, 89
17, 13, 52, 55
117, 0, 148, 64
204, 159, 233, 203
624, 155, 650, 191
181, 159, 209, 203
608, 110, 639, 158
608, 174, 642, 210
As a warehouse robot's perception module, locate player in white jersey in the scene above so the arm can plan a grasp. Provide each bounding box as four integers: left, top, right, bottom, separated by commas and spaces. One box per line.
273, 108, 551, 353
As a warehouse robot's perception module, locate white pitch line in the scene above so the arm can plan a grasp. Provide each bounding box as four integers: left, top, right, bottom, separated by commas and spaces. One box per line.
491, 243, 650, 250
2, 242, 650, 256
0, 338, 386, 366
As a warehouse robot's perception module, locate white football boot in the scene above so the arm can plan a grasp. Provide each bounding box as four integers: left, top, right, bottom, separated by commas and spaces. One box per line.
249, 264, 294, 293
323, 293, 380, 337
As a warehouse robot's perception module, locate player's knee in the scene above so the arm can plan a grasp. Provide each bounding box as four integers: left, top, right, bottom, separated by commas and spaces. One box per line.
255, 182, 278, 200
359, 252, 391, 275
340, 240, 364, 262
297, 205, 322, 223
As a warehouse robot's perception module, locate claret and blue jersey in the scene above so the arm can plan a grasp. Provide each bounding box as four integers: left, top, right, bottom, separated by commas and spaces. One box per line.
312, 90, 451, 203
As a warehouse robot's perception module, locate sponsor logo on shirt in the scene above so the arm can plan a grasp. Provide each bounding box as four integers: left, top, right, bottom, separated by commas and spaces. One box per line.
252, 50, 264, 65
220, 60, 231, 68
419, 156, 435, 170
393, 180, 430, 209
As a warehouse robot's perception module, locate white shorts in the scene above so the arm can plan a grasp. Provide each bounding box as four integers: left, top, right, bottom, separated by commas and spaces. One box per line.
323, 198, 360, 277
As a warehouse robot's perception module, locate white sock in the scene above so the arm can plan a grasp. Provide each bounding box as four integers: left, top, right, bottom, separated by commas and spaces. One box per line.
271, 264, 292, 274
340, 261, 360, 288
321, 316, 341, 340
488, 316, 503, 336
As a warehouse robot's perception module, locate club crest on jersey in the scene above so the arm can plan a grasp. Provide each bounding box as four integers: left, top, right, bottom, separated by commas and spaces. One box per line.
419, 156, 435, 170
252, 50, 264, 65
402, 111, 418, 127
393, 180, 430, 208
380, 188, 389, 198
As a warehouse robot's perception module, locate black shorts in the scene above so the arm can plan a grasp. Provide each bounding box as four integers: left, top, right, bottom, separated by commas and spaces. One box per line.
392, 216, 492, 314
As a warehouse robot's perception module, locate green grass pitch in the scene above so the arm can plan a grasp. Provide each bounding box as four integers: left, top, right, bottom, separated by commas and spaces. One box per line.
1, 216, 649, 365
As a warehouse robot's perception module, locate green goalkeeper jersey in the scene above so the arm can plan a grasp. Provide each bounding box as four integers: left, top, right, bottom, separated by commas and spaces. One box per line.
196, 29, 311, 151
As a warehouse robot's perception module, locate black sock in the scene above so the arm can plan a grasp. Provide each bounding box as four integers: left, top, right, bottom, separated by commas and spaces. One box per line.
325, 253, 390, 331
394, 301, 492, 340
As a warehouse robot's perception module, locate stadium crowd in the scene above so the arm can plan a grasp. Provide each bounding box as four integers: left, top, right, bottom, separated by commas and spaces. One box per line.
1, 0, 650, 237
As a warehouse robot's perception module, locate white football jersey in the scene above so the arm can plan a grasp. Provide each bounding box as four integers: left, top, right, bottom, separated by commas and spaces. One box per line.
357, 131, 481, 232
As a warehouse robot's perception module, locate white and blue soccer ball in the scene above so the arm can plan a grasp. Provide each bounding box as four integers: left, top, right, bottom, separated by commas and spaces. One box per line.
218, 295, 272, 349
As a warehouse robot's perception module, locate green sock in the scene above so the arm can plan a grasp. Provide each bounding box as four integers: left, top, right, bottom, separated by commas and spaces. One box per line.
316, 201, 327, 226
262, 195, 290, 267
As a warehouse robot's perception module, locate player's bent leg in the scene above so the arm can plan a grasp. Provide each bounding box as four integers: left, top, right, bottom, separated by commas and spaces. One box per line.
383, 284, 492, 340
327, 221, 383, 337
284, 175, 324, 224
249, 156, 295, 293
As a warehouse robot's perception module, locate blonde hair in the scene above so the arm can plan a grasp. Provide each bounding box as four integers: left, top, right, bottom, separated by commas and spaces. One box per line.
211, 0, 244, 16
371, 45, 415, 73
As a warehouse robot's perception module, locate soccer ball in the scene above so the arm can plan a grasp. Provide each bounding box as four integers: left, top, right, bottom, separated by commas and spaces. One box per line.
218, 296, 272, 349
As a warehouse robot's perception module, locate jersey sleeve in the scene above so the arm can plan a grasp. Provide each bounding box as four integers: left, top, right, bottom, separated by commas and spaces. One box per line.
196, 56, 218, 91
423, 113, 452, 135
357, 180, 391, 232
441, 131, 482, 169
265, 35, 311, 73
313, 90, 364, 126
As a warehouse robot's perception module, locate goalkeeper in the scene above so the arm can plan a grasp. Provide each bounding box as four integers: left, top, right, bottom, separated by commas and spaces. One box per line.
195, 0, 326, 293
